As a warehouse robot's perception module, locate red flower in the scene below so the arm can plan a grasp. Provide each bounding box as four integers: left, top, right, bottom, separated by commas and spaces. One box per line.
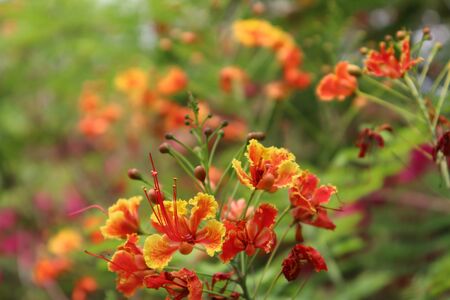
365, 37, 420, 79
355, 124, 392, 158
144, 268, 203, 300
433, 131, 450, 161
101, 234, 156, 297
220, 203, 277, 263
289, 172, 336, 242
72, 276, 97, 300
282, 244, 327, 281
316, 61, 357, 101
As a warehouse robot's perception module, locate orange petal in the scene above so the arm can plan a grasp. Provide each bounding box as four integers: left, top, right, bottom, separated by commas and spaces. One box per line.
275, 160, 300, 188
143, 234, 179, 270
246, 139, 265, 167
100, 196, 142, 240
196, 219, 225, 256
189, 193, 218, 231
232, 159, 254, 189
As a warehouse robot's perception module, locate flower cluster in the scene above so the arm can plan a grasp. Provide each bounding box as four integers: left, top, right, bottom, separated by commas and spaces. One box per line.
86, 97, 336, 298
233, 19, 311, 99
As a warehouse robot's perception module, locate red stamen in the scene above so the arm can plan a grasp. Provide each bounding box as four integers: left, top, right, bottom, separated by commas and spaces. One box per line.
68, 205, 107, 217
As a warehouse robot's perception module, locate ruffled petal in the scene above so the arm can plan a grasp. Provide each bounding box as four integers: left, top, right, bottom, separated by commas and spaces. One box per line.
274, 160, 300, 188
143, 234, 179, 270
232, 159, 254, 189
246, 139, 265, 167
252, 203, 278, 229
196, 219, 225, 256
189, 193, 218, 231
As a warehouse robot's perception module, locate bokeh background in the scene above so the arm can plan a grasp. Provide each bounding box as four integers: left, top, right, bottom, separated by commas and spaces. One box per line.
1, 0, 450, 299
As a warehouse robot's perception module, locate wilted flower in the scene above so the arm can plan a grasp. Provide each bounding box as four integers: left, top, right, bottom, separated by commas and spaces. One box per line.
433, 131, 450, 161
355, 124, 392, 158
232, 139, 300, 192
220, 203, 277, 262
316, 61, 358, 101
100, 196, 143, 239
282, 244, 327, 281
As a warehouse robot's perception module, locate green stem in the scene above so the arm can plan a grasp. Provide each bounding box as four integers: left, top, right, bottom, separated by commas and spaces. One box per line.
432, 67, 450, 130
262, 270, 282, 300
291, 276, 310, 300
169, 150, 204, 192
356, 90, 416, 120
419, 43, 440, 87
430, 62, 450, 96
242, 189, 258, 218
253, 224, 293, 298
439, 158, 450, 189
404, 74, 435, 137
362, 75, 410, 102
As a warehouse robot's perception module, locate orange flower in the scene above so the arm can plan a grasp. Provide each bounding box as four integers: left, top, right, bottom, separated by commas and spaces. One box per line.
232, 139, 300, 192
72, 276, 97, 300
264, 81, 289, 101
99, 234, 156, 297
78, 116, 110, 137
115, 68, 148, 95
143, 192, 225, 269
365, 37, 420, 79
157, 67, 188, 95
220, 66, 248, 93
33, 258, 71, 286
220, 203, 277, 262
79, 88, 102, 113
289, 171, 336, 242
48, 228, 82, 256
233, 19, 294, 50
100, 196, 142, 239
316, 61, 357, 101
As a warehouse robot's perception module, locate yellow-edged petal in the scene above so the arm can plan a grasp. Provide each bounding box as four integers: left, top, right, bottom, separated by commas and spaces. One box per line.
196, 219, 226, 256
150, 200, 188, 224
232, 159, 254, 190
143, 234, 179, 270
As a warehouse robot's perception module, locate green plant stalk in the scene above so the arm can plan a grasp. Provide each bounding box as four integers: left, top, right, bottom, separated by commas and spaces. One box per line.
253, 224, 293, 298
418, 43, 440, 87
356, 90, 416, 120
431, 68, 450, 130
430, 62, 450, 96
169, 150, 204, 192
263, 270, 282, 300
404, 74, 435, 137
242, 189, 257, 218
363, 75, 411, 102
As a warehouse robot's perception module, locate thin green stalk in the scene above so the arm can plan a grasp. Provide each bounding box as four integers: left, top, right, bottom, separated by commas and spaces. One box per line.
362, 75, 410, 102
291, 276, 310, 300
215, 143, 247, 197
242, 189, 257, 218
430, 62, 450, 96
262, 270, 282, 300
439, 157, 450, 189
432, 68, 450, 130
208, 133, 223, 167
170, 136, 199, 158
203, 289, 235, 298
356, 90, 416, 120
419, 43, 441, 86
253, 224, 293, 298
404, 74, 435, 137
169, 150, 204, 192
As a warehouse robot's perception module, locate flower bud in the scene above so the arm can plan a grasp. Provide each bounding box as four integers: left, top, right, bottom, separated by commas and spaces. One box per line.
221, 120, 229, 128
148, 188, 164, 204
359, 47, 368, 55
203, 127, 213, 137
422, 26, 432, 40
347, 64, 362, 77
252, 2, 265, 15
127, 168, 142, 181
396, 30, 407, 40
194, 165, 206, 182
159, 142, 170, 154
247, 131, 266, 141
164, 133, 174, 140
384, 35, 392, 42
